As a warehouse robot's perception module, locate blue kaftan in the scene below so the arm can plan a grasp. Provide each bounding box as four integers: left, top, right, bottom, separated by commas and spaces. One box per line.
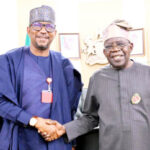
0, 47, 82, 150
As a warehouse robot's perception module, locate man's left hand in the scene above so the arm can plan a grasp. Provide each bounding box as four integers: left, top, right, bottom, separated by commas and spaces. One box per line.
40, 120, 66, 142
72, 147, 76, 150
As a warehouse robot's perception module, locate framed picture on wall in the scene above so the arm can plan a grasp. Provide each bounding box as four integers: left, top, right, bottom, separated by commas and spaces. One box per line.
59, 33, 80, 59
129, 28, 144, 56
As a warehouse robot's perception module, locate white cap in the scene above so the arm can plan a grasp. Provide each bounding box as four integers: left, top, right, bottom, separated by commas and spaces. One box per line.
102, 20, 132, 42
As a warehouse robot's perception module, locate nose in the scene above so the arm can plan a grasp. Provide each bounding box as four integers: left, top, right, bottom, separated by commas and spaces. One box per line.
40, 26, 47, 33
109, 43, 120, 52
112, 46, 120, 51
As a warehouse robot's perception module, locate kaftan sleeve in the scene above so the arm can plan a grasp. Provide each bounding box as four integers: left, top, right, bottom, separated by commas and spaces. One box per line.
0, 95, 32, 126
0, 54, 32, 126
64, 75, 99, 142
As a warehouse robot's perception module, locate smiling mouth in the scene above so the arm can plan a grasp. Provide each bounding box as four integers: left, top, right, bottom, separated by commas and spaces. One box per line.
111, 55, 124, 61
37, 36, 49, 39
37, 37, 49, 43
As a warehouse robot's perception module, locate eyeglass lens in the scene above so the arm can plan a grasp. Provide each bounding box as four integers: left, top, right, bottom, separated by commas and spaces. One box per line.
31, 22, 55, 32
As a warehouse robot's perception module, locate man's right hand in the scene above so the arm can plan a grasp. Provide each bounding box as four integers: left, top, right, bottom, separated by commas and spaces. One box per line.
37, 118, 66, 142
29, 117, 66, 142
42, 120, 66, 142
30, 117, 59, 140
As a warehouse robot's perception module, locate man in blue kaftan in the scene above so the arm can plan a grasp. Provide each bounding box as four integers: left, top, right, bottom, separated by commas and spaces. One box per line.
0, 5, 82, 150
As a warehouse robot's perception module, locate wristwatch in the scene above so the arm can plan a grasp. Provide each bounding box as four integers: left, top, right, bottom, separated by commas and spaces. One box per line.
29, 117, 38, 127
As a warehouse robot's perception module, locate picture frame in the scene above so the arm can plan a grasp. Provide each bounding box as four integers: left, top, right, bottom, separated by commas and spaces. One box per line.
129, 28, 145, 56
59, 33, 80, 59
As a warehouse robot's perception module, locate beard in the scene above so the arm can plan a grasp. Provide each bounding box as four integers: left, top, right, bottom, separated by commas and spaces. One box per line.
35, 42, 50, 51
37, 45, 48, 51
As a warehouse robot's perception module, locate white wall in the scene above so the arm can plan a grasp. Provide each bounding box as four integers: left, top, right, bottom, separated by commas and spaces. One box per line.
0, 0, 18, 54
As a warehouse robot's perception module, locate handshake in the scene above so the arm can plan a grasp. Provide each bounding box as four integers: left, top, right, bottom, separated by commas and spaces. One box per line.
30, 117, 66, 142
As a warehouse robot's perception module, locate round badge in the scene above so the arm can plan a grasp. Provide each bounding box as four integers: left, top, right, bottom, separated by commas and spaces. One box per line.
131, 93, 141, 104
46, 78, 52, 84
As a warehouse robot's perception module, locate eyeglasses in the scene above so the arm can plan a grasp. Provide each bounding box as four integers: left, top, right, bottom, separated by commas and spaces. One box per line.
104, 42, 130, 51
30, 22, 56, 33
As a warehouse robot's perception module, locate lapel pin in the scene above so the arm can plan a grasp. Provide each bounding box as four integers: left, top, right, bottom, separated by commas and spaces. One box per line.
131, 93, 141, 104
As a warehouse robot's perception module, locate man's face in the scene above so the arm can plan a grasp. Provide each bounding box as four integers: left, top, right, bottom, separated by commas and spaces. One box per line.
103, 37, 133, 69
27, 22, 56, 51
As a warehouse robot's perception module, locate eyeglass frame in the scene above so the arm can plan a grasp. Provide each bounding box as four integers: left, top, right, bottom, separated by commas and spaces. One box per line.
30, 22, 56, 33
104, 40, 131, 51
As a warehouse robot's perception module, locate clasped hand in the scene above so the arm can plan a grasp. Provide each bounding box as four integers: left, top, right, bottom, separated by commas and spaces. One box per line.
34, 117, 65, 142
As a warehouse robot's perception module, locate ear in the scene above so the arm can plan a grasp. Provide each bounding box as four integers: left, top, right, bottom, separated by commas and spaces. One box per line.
53, 30, 57, 36
103, 49, 108, 57
27, 27, 31, 37
129, 42, 134, 53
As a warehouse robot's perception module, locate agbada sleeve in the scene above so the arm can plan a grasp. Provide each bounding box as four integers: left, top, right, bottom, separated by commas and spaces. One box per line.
62, 57, 82, 118
0, 95, 32, 126
0, 54, 32, 126
64, 75, 99, 142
